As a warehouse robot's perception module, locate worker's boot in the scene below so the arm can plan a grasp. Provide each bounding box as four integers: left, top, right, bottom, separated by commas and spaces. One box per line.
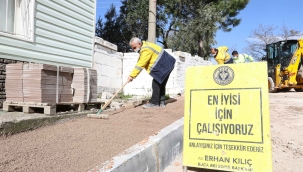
143, 102, 159, 109
160, 96, 166, 107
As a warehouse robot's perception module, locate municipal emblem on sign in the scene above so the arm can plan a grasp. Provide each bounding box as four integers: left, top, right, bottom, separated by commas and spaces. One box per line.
213, 66, 234, 86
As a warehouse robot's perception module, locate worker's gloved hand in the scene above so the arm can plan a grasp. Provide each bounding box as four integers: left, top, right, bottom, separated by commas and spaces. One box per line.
127, 76, 133, 82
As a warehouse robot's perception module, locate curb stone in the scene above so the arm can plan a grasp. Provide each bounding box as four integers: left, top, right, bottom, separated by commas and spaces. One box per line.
89, 117, 184, 172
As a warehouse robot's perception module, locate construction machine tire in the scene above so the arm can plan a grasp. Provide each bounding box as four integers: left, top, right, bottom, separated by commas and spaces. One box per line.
295, 88, 303, 92
268, 77, 278, 93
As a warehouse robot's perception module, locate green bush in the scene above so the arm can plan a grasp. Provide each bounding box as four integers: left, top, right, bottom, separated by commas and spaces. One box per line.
165, 94, 170, 100
117, 92, 133, 100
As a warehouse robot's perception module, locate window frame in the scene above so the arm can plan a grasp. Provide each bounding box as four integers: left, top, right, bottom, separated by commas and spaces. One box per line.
0, 0, 36, 42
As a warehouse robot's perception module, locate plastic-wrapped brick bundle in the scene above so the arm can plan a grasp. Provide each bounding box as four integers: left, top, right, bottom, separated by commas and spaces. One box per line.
5, 63, 24, 102
6, 63, 74, 103
72, 68, 98, 103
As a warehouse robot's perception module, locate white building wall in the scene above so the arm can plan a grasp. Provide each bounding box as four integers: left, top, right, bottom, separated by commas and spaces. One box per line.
93, 37, 212, 97
93, 37, 123, 94
170, 51, 212, 94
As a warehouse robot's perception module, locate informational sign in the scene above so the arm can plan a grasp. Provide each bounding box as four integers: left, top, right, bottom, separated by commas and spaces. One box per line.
183, 62, 272, 172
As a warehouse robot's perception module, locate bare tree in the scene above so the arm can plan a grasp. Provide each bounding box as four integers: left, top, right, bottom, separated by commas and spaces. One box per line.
229, 44, 238, 52
280, 24, 302, 40
245, 24, 303, 60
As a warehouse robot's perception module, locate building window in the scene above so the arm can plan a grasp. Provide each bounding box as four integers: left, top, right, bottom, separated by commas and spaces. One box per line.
0, 0, 35, 41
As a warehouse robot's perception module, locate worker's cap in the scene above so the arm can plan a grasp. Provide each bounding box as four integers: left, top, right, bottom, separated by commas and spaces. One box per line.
232, 51, 238, 55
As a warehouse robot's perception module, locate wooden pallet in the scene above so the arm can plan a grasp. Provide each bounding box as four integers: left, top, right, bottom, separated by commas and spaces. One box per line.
2, 101, 105, 115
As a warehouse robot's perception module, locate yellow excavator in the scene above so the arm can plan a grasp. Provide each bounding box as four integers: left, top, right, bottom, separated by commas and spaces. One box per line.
264, 38, 303, 92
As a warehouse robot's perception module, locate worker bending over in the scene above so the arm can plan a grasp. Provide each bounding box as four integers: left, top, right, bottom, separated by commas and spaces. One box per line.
210, 46, 233, 64
127, 38, 176, 109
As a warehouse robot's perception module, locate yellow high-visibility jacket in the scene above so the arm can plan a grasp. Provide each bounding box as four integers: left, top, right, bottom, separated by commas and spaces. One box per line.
214, 46, 231, 64
130, 41, 176, 84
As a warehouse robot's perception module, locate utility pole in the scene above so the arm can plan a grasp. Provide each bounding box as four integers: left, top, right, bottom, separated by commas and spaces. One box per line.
148, 0, 156, 43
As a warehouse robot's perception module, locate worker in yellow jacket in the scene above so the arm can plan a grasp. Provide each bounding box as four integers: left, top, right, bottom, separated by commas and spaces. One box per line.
127, 38, 176, 109
210, 46, 233, 64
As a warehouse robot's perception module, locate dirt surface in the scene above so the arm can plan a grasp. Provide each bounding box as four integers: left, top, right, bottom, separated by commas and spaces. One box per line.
0, 97, 183, 172
1, 92, 303, 172
164, 92, 303, 172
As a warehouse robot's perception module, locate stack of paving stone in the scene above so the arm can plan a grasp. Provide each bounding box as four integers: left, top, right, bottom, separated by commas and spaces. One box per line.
5, 63, 24, 102
5, 63, 74, 103
22, 64, 74, 103
5, 63, 98, 104
72, 68, 98, 103
0, 58, 20, 107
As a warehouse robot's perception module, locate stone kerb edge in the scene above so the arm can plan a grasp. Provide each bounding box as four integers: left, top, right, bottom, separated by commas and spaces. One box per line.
90, 117, 184, 172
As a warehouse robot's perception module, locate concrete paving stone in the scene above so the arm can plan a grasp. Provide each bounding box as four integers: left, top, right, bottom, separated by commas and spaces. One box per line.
110, 101, 122, 109
101, 92, 114, 99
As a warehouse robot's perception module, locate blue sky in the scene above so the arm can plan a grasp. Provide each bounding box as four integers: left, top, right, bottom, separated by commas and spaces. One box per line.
96, 0, 303, 58
96, 1, 121, 20
215, 0, 303, 52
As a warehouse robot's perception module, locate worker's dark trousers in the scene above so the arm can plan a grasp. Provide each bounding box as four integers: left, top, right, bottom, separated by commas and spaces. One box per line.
150, 73, 170, 105
224, 58, 233, 64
